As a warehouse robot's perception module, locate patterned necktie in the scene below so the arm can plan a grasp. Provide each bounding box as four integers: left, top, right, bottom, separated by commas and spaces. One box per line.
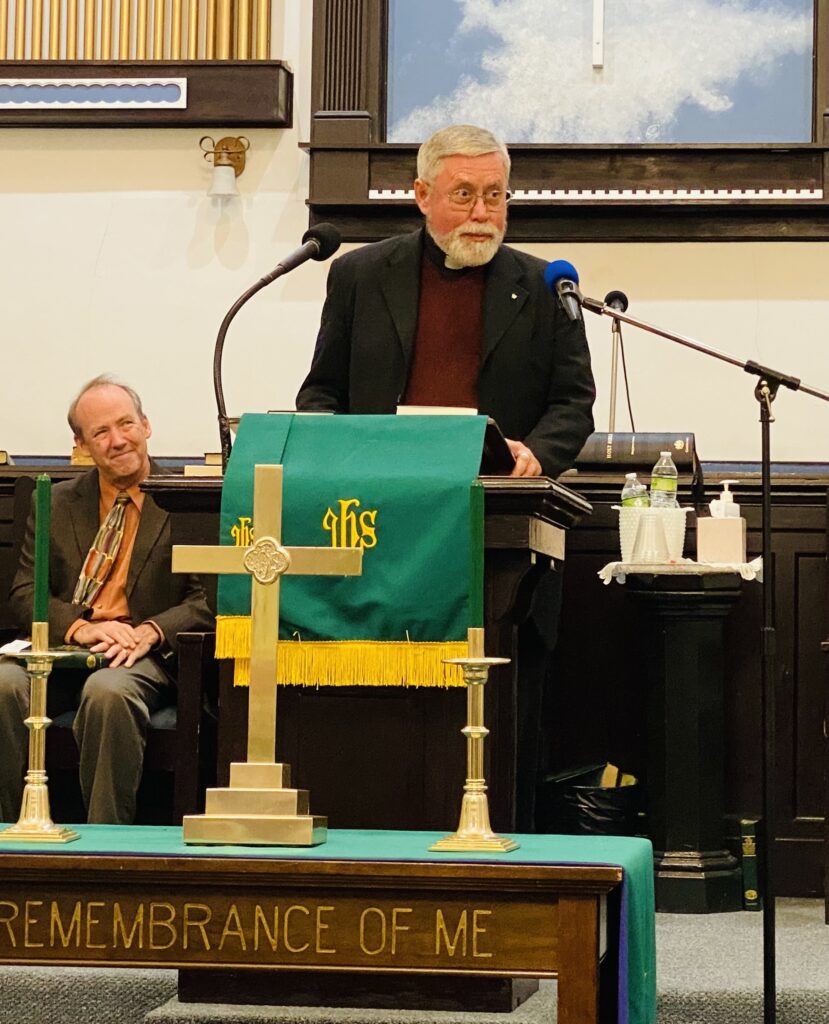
73, 492, 131, 608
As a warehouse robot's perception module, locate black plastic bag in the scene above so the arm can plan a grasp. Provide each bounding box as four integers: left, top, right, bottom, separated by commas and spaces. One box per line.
537, 763, 643, 837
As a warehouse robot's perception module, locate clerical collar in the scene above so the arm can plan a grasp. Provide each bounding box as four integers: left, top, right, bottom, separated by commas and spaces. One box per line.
422, 229, 487, 279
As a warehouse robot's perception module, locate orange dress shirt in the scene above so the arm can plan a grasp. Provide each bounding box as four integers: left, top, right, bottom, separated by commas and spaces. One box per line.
65, 480, 161, 646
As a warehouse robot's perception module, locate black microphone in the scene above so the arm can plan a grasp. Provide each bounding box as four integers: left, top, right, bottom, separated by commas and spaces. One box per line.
543, 259, 582, 321
262, 223, 342, 282
604, 290, 629, 313
582, 289, 629, 316
214, 223, 342, 467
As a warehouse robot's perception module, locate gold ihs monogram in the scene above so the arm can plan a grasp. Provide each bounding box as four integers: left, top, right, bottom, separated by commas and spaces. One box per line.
230, 516, 254, 547
322, 499, 378, 549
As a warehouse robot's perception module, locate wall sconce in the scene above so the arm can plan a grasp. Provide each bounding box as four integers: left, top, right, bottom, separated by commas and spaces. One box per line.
200, 136, 250, 198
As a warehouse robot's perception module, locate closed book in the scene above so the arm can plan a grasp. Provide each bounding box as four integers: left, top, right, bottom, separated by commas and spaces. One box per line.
576, 432, 700, 476
51, 645, 108, 671
740, 818, 761, 911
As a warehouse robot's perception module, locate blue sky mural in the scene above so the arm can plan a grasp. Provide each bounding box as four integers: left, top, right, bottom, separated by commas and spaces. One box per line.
387, 0, 813, 144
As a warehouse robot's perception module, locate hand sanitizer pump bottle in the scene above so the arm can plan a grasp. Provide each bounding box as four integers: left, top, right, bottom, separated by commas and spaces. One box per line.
697, 480, 747, 563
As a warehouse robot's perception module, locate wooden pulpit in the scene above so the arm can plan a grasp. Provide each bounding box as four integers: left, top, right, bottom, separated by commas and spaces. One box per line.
143, 475, 591, 834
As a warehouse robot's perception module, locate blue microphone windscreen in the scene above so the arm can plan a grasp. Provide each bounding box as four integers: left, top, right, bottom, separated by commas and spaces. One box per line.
543, 259, 579, 290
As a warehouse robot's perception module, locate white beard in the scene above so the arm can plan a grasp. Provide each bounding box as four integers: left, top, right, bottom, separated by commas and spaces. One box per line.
428, 221, 504, 269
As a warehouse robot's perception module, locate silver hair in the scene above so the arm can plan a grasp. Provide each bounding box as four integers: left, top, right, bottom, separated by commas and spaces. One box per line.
416, 124, 510, 184
67, 374, 145, 438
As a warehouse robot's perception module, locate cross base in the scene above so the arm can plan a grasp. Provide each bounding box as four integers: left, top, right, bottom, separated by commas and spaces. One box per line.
182, 762, 327, 846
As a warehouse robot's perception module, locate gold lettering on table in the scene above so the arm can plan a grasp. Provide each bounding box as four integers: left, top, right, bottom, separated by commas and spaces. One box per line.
24, 900, 44, 948
390, 907, 412, 954
322, 499, 378, 549
219, 905, 247, 952
435, 909, 468, 956
84, 901, 107, 950
148, 902, 177, 951
183, 903, 212, 951
253, 905, 279, 952
283, 905, 311, 954
435, 908, 494, 958
50, 901, 82, 948
472, 909, 493, 958
0, 901, 19, 947
231, 516, 254, 547
358, 907, 386, 955
315, 905, 336, 954
113, 903, 144, 949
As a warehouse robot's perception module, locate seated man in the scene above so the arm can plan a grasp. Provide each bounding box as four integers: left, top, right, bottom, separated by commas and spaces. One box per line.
0, 375, 213, 824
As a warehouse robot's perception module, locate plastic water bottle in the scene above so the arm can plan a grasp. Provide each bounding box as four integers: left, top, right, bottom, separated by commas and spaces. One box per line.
621, 472, 648, 507
650, 451, 679, 508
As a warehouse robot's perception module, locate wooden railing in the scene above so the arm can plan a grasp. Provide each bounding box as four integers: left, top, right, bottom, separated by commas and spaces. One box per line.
0, 0, 271, 61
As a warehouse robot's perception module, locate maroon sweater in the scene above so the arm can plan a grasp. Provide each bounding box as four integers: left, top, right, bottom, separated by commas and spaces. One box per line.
402, 236, 486, 408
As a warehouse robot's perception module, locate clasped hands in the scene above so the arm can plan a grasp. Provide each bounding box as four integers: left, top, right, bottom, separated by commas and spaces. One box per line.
72, 620, 160, 668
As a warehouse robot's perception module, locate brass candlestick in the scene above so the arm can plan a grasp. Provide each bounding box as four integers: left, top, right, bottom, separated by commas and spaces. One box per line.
0, 621, 79, 843
430, 628, 517, 853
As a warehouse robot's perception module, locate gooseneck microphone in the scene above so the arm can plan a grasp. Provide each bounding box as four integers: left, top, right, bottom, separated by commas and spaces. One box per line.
543, 259, 583, 321
214, 223, 342, 467
261, 223, 342, 283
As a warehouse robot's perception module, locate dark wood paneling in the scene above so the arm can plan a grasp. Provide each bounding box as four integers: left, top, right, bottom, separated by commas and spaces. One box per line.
550, 474, 828, 896
0, 61, 292, 128
307, 2, 829, 241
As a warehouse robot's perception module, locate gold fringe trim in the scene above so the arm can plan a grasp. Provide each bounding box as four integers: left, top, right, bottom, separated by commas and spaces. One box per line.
216, 616, 467, 688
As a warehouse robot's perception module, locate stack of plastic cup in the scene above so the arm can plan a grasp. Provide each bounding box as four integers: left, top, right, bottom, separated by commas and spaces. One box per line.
630, 509, 670, 563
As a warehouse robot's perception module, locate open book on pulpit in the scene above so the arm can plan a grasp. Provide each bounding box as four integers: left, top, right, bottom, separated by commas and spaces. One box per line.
396, 405, 515, 475
216, 412, 492, 689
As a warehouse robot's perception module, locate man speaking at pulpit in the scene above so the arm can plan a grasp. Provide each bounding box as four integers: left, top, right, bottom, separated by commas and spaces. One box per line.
296, 123, 595, 478
296, 124, 596, 829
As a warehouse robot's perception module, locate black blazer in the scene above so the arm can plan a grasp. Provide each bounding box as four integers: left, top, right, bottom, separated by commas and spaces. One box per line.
10, 467, 214, 657
296, 229, 595, 478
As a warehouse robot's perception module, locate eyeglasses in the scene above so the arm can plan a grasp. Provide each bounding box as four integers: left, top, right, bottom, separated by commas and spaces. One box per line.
444, 187, 512, 210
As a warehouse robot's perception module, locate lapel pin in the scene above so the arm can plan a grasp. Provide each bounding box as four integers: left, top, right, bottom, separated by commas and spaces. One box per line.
511, 292, 517, 300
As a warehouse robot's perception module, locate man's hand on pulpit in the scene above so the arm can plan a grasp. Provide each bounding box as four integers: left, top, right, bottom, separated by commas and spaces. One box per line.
506, 439, 542, 478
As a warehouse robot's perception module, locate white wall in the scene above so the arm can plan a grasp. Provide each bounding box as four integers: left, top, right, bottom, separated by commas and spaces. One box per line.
2, 0, 828, 464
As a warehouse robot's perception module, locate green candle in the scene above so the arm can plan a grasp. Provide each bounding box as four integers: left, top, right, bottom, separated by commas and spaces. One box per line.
468, 481, 485, 629
33, 474, 51, 623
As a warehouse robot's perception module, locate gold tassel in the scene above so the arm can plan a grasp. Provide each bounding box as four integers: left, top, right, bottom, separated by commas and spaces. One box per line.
216, 616, 467, 688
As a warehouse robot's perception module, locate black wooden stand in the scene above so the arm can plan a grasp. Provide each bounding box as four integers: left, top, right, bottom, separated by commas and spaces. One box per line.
629, 573, 743, 913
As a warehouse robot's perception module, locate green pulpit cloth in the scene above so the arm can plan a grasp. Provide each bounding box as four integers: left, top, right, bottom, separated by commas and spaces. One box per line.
217, 413, 488, 687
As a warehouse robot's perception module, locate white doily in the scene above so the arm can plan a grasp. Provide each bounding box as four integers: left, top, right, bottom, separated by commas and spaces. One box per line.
598, 557, 763, 585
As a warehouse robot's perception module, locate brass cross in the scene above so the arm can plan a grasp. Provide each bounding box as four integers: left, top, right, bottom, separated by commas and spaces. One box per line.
172, 464, 362, 764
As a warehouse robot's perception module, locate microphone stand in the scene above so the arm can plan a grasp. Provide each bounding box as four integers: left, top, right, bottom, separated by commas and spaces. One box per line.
583, 295, 829, 1024
213, 266, 293, 470
607, 315, 622, 432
